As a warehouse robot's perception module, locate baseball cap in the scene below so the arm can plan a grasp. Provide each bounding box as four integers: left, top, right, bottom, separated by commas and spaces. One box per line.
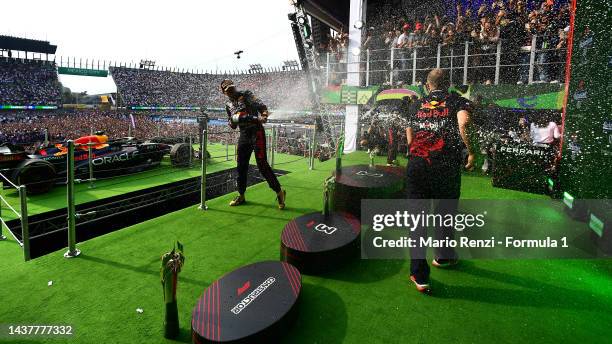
220, 79, 235, 92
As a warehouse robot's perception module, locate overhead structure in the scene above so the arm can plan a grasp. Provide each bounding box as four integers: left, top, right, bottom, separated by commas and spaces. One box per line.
139, 59, 156, 69
249, 64, 264, 73
299, 0, 349, 32
282, 60, 300, 71
289, 0, 351, 154
0, 35, 57, 55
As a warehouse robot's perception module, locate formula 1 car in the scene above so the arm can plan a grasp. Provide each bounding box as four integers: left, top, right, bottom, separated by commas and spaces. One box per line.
0, 134, 193, 194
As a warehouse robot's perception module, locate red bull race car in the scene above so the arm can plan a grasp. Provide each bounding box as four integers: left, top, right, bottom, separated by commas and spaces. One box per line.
0, 134, 193, 194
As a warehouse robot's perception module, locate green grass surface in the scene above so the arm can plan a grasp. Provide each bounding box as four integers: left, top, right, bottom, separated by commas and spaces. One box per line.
0, 151, 610, 343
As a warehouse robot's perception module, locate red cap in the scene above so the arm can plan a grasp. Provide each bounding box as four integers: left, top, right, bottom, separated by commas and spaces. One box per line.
415, 22, 423, 30
402, 23, 411, 31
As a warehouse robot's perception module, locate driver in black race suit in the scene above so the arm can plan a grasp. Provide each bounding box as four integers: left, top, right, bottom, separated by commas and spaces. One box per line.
221, 79, 286, 209
404, 69, 475, 293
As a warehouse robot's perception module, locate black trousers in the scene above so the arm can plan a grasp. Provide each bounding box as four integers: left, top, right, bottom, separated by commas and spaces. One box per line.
237, 126, 281, 195
405, 156, 461, 281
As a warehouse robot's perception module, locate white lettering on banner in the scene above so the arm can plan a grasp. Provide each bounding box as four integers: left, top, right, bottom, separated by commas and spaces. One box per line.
499, 146, 545, 156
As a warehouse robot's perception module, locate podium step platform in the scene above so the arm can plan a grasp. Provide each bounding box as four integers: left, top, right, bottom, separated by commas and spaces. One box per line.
333, 164, 405, 217
192, 261, 301, 343
281, 212, 361, 274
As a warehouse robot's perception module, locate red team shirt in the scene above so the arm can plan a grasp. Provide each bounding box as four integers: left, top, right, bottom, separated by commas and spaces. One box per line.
406, 90, 472, 164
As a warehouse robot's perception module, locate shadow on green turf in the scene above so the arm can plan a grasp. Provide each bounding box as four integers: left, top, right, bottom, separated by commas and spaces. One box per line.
211, 204, 319, 221
432, 260, 611, 311
282, 283, 348, 344
170, 327, 193, 343
317, 259, 405, 283
79, 254, 210, 287
158, 285, 348, 343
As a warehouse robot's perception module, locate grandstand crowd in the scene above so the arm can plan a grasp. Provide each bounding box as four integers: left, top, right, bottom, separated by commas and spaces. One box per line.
111, 68, 312, 110
0, 58, 61, 105
323, 0, 570, 85
0, 110, 328, 159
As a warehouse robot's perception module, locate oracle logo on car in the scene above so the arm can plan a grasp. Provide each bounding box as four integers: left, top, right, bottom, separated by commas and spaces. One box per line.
91, 151, 137, 166
315, 223, 338, 235
356, 170, 384, 178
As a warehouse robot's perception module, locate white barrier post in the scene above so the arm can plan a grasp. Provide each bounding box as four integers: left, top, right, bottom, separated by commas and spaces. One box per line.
463, 41, 469, 85
189, 134, 193, 166
225, 131, 229, 161
412, 48, 417, 85
389, 47, 395, 85
495, 41, 502, 85
88, 128, 95, 189
199, 128, 208, 211
326, 53, 330, 86
271, 126, 276, 169
436, 44, 441, 68
528, 34, 537, 84
0, 182, 5, 241
365, 49, 370, 86
64, 140, 81, 258
450, 47, 454, 85
19, 185, 30, 261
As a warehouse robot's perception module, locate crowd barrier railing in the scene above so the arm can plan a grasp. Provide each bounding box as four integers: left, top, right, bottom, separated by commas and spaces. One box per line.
325, 35, 566, 86
0, 173, 31, 261
20, 120, 325, 259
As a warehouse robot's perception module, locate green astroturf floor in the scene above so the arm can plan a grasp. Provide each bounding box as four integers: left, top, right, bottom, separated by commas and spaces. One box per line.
0, 151, 610, 343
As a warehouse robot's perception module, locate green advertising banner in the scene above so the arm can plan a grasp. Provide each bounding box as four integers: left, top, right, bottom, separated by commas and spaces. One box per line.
321, 85, 342, 104
58, 67, 108, 77
470, 84, 565, 110
321, 83, 565, 110
322, 85, 379, 105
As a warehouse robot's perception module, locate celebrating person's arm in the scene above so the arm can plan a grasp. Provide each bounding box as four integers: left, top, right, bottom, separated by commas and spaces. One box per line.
458, 109, 474, 170
246, 91, 269, 123
226, 104, 237, 129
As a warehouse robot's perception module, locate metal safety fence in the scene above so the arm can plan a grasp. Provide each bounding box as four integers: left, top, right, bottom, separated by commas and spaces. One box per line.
325, 35, 567, 86
0, 173, 30, 261
1, 117, 330, 260
59, 120, 322, 255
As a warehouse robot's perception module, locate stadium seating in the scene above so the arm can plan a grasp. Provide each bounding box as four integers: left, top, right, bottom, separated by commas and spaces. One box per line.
110, 67, 313, 110
0, 58, 62, 105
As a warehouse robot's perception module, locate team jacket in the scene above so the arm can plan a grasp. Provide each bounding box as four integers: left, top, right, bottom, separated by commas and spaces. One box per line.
225, 91, 267, 132
406, 90, 471, 163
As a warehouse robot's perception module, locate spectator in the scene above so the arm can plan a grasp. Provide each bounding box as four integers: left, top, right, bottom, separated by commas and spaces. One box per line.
0, 58, 61, 105
111, 67, 313, 110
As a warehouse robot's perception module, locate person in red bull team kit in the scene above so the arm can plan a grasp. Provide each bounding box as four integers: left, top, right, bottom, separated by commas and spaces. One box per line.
404, 69, 475, 293
221, 79, 286, 209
